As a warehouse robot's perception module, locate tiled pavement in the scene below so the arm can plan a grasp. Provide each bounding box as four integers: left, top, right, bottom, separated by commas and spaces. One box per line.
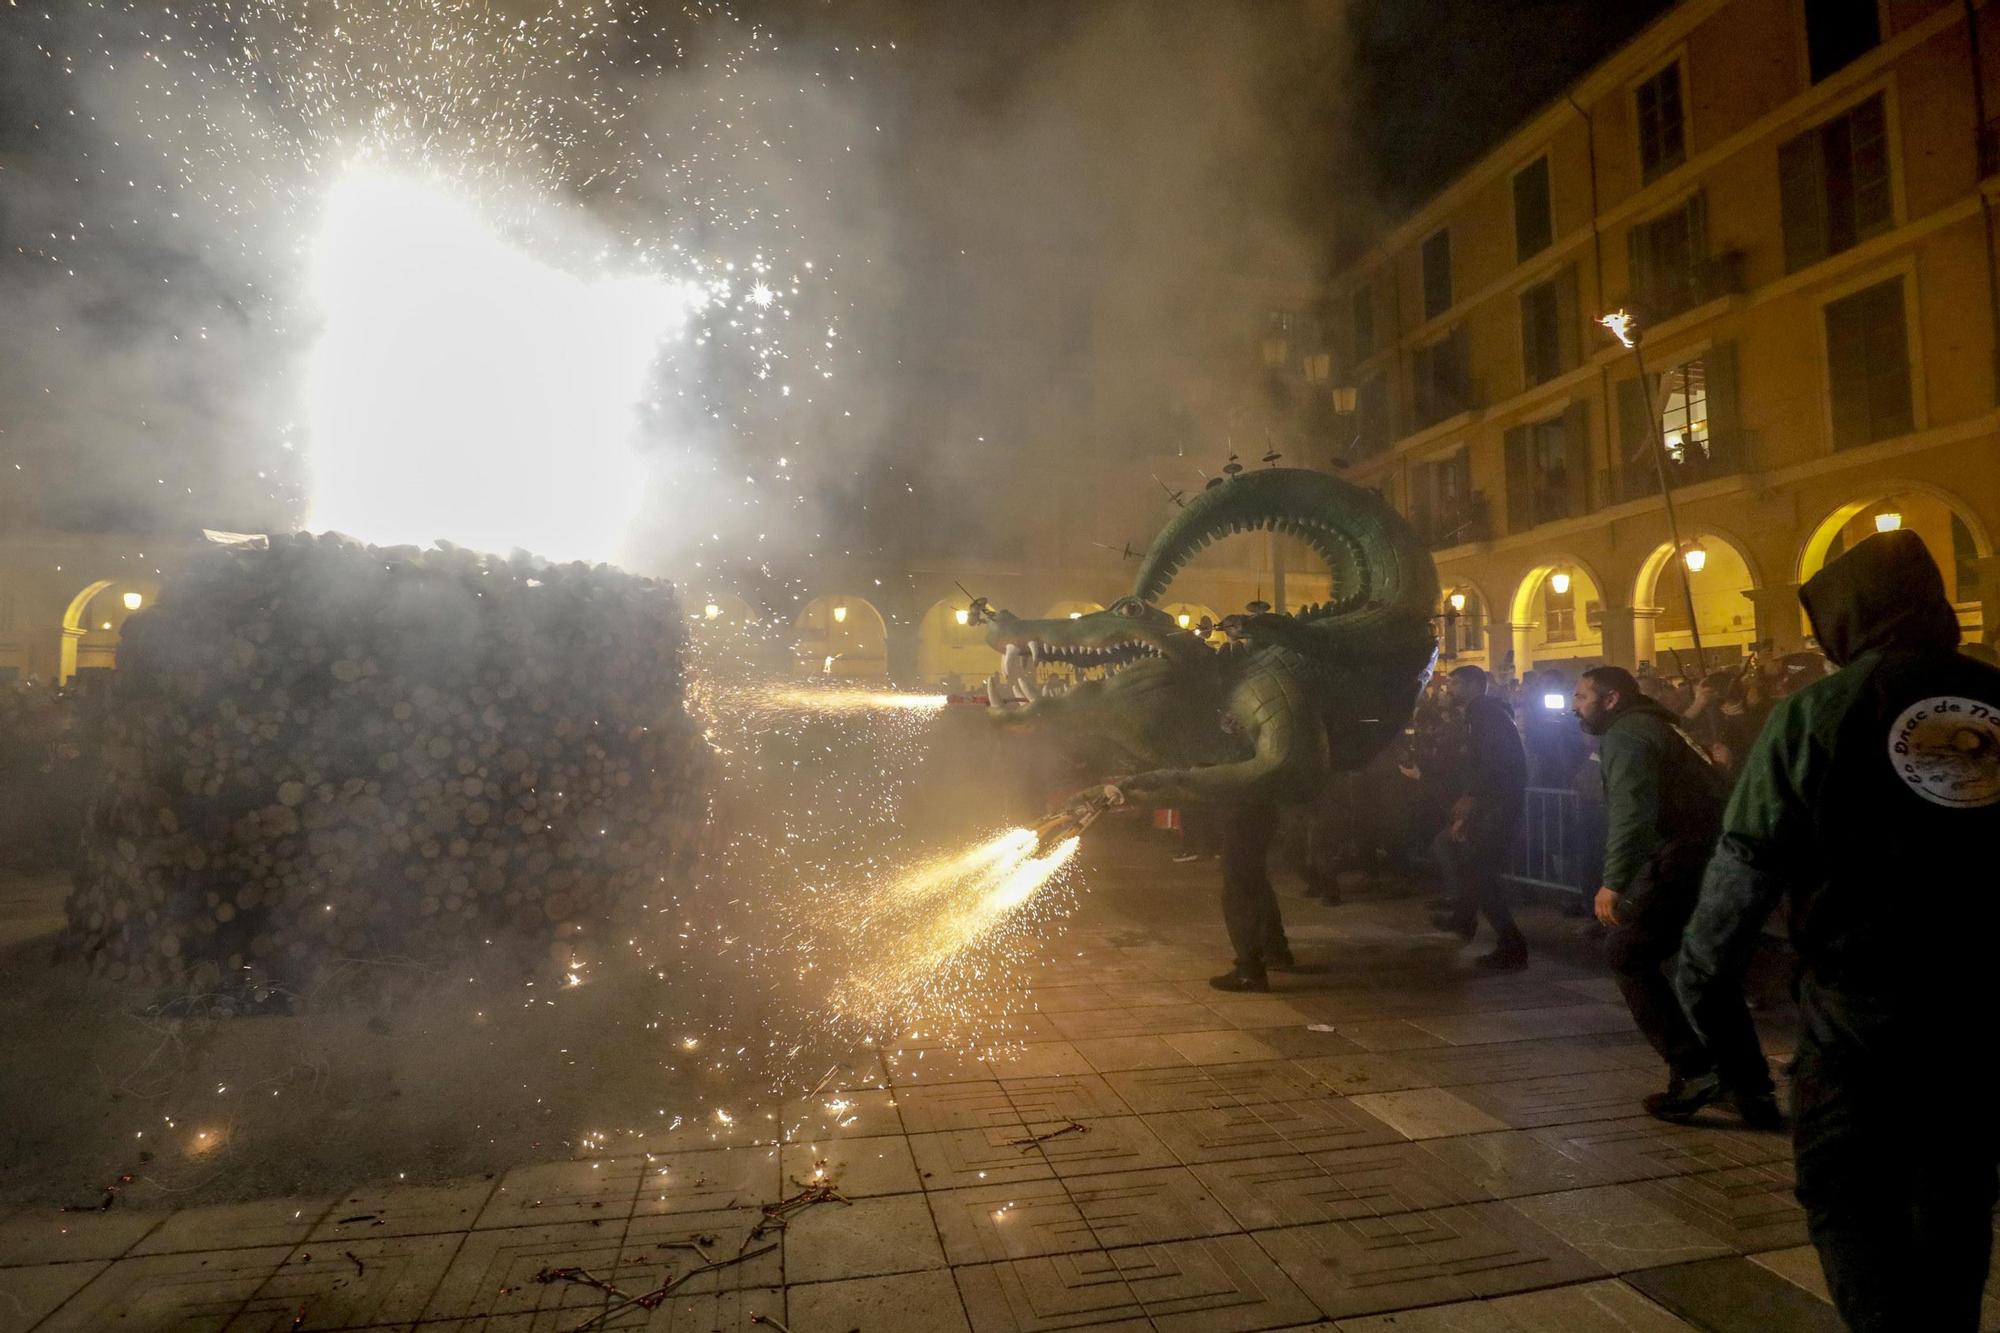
1, 843, 1992, 1331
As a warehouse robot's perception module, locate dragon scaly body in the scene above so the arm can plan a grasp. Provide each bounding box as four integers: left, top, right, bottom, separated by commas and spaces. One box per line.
982, 468, 1439, 806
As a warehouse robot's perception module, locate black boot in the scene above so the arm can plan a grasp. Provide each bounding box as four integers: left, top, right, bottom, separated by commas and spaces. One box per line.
1642, 1071, 1722, 1123
1209, 965, 1268, 993
1730, 1088, 1785, 1131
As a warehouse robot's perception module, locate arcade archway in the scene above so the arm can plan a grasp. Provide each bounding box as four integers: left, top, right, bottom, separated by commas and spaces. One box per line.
1632, 531, 1759, 669
915, 597, 995, 688
1799, 485, 1988, 640
1507, 558, 1606, 673
794, 595, 889, 679
59, 578, 157, 684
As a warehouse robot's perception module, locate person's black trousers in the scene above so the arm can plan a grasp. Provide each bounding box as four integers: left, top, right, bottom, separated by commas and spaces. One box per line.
1432, 818, 1522, 944
1604, 841, 1769, 1088
1220, 802, 1287, 969
1791, 995, 1997, 1333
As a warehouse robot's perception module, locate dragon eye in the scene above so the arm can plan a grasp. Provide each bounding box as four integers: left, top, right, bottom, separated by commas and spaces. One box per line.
1116, 601, 1144, 619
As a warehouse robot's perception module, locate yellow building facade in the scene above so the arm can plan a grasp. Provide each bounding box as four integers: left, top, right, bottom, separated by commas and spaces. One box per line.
1323, 0, 2000, 678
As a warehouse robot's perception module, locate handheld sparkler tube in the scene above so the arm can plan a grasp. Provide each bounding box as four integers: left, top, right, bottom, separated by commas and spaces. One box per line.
1030, 784, 1122, 857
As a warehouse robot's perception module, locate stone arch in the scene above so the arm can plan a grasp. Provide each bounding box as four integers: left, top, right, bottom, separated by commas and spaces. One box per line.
915, 596, 994, 687
1632, 529, 1761, 669
1506, 556, 1609, 674
1798, 482, 1992, 641
1798, 481, 1992, 584
795, 595, 890, 679
60, 578, 156, 684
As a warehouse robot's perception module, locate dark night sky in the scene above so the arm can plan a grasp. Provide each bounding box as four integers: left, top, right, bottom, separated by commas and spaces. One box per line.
1346, 0, 1676, 228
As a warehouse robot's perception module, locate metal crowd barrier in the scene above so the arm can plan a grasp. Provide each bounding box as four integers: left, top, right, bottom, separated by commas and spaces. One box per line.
1501, 786, 1603, 898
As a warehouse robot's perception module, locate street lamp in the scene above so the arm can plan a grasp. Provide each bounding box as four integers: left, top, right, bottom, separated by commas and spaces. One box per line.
1597, 308, 1708, 674
1682, 541, 1708, 574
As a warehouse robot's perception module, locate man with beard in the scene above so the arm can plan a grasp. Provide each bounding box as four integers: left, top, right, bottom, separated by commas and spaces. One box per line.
1676, 532, 2000, 1332
1572, 667, 1775, 1126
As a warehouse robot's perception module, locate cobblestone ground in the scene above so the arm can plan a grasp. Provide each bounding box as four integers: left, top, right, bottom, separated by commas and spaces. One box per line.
1, 833, 1990, 1331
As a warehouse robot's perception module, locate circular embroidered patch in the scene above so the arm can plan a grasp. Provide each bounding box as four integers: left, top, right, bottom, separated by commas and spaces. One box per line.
1889, 697, 2000, 808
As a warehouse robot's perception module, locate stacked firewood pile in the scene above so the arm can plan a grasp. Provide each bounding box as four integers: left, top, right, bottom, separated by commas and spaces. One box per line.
63, 533, 708, 999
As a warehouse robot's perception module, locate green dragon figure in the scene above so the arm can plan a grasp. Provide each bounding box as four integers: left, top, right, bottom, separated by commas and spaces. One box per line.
982, 467, 1440, 810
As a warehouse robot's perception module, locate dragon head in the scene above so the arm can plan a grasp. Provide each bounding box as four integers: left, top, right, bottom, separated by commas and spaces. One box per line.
978, 596, 1239, 771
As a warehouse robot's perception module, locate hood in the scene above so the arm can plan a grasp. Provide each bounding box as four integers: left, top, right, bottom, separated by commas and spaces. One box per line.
1800, 530, 1962, 667
1587, 693, 1680, 738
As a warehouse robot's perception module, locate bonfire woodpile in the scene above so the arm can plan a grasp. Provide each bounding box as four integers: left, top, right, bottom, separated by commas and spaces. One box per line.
63, 533, 708, 1000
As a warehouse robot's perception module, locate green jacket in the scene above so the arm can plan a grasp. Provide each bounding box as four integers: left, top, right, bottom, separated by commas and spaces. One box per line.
1596, 699, 1726, 895
1676, 530, 2000, 1029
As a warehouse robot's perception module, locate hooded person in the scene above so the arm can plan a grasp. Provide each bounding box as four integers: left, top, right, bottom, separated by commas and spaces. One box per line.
1674, 530, 2000, 1333
1570, 666, 1754, 1124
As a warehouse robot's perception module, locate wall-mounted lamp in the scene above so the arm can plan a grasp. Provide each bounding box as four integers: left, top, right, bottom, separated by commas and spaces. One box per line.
832, 604, 848, 624
1874, 508, 1904, 533
1549, 570, 1572, 597
1177, 613, 1192, 628
954, 608, 971, 626
122, 591, 144, 611
1448, 590, 1467, 613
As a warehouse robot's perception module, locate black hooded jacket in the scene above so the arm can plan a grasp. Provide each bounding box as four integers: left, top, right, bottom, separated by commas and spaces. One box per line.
1676, 531, 2000, 1022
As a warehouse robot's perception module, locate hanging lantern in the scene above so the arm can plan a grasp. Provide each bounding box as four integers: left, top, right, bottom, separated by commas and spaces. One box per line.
122, 591, 144, 611
1549, 570, 1572, 596
1682, 541, 1708, 574
1874, 508, 1903, 533
954, 608, 971, 626
832, 605, 848, 624
1448, 590, 1467, 612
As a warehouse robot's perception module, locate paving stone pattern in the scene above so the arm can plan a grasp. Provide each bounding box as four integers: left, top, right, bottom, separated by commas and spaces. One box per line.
4, 847, 1990, 1330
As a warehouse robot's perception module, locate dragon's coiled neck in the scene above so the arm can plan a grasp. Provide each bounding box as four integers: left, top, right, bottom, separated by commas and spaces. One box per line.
1133, 468, 1438, 632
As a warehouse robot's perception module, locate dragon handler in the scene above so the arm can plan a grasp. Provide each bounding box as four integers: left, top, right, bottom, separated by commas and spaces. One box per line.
978, 468, 1440, 991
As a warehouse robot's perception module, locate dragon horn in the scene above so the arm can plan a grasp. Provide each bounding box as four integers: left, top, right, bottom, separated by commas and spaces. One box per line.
1132, 467, 1438, 628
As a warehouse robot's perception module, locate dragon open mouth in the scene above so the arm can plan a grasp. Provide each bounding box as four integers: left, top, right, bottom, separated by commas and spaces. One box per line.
988, 635, 1171, 705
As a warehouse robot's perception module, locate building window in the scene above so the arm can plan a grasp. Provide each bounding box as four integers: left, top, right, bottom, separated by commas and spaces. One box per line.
1807, 0, 1881, 84
1421, 230, 1452, 320
1413, 449, 1480, 548
1514, 156, 1553, 261
1411, 327, 1471, 429
1659, 360, 1709, 464
1503, 406, 1587, 533
1627, 192, 1708, 319
1824, 275, 1913, 449
1520, 276, 1563, 387
1780, 92, 1891, 273
1636, 62, 1686, 184
1352, 286, 1374, 359
1614, 341, 1743, 500
1354, 372, 1391, 458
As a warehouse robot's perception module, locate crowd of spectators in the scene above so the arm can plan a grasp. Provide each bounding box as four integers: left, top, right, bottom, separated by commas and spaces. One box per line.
0, 679, 96, 869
